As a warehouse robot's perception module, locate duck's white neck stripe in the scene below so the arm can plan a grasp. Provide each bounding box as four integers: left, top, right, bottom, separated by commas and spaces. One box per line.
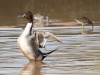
23, 23, 33, 36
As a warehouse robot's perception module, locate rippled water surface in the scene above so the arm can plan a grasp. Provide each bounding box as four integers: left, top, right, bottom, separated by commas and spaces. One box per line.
0, 25, 100, 75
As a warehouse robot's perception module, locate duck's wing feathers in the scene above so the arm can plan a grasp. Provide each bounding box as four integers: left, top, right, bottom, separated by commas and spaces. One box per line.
44, 31, 62, 43
32, 30, 62, 43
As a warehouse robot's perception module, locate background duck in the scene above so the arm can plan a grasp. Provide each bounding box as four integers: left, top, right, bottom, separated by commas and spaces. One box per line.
75, 16, 94, 28
34, 13, 49, 22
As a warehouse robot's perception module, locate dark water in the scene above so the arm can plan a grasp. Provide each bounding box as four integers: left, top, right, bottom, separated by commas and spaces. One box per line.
0, 0, 100, 26
0, 0, 100, 75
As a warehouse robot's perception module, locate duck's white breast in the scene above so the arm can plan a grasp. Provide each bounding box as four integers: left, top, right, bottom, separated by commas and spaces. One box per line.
18, 36, 35, 60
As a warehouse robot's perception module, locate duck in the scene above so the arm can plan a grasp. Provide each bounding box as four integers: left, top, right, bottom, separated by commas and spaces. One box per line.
32, 30, 62, 49
75, 16, 94, 28
34, 13, 49, 22
17, 11, 59, 61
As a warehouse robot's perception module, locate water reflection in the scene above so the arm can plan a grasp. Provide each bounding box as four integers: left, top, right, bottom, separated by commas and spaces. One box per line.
80, 26, 100, 34
20, 61, 43, 75
80, 27, 93, 34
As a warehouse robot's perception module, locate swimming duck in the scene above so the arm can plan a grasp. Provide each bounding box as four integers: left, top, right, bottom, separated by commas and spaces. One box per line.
34, 13, 49, 22
75, 16, 94, 28
17, 11, 59, 61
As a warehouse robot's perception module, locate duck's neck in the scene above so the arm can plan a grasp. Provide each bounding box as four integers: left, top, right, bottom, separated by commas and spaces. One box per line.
23, 22, 33, 36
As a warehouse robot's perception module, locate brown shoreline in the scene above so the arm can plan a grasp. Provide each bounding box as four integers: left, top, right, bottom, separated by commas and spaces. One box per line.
0, 22, 78, 28
0, 26, 16, 28
51, 22, 78, 26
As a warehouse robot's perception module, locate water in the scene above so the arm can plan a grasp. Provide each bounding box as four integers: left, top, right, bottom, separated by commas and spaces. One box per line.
0, 0, 100, 26
0, 0, 100, 75
0, 26, 100, 75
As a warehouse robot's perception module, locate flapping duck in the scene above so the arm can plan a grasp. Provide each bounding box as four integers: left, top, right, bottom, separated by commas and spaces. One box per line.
17, 11, 61, 61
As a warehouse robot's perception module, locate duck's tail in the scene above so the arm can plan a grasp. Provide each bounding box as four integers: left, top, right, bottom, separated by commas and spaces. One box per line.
42, 47, 60, 60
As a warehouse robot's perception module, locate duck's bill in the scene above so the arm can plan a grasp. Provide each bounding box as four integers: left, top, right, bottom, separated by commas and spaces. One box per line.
18, 14, 25, 18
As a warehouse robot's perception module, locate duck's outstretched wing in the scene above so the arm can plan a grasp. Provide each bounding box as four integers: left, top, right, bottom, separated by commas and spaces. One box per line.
44, 31, 62, 43
32, 30, 62, 47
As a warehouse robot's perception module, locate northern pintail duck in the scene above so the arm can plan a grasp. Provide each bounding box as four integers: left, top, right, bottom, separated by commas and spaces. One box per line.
18, 11, 59, 61
75, 17, 93, 28
32, 30, 62, 49
34, 13, 49, 22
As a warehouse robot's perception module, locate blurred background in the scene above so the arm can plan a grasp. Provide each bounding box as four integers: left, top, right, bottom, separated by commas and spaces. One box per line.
0, 0, 100, 26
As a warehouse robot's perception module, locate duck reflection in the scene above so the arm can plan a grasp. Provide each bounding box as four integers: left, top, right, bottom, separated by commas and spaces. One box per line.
80, 27, 93, 34
20, 61, 43, 75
